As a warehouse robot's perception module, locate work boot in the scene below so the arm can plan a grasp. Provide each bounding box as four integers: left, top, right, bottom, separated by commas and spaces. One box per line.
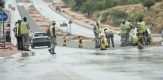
48, 49, 51, 54
51, 52, 56, 54
101, 48, 107, 50
24, 48, 30, 51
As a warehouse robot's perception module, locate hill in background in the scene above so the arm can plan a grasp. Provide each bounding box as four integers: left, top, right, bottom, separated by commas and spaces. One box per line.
63, 0, 163, 33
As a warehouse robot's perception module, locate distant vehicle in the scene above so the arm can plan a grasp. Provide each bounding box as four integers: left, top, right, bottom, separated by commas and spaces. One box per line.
60, 21, 68, 27
31, 32, 51, 48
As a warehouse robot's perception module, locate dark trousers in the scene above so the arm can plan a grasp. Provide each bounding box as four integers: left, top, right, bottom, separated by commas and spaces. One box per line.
144, 30, 149, 45
106, 34, 114, 47
16, 36, 23, 50
137, 33, 144, 49
94, 32, 100, 48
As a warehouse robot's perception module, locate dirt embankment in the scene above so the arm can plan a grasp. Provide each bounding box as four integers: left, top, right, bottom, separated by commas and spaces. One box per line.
43, 0, 119, 31
48, 0, 163, 33
100, 2, 163, 33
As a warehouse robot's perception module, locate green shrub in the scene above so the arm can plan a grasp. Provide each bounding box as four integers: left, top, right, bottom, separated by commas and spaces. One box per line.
99, 9, 127, 25
151, 8, 160, 14
143, 0, 155, 10
99, 11, 110, 23
99, 9, 127, 23
110, 9, 128, 19
128, 12, 144, 22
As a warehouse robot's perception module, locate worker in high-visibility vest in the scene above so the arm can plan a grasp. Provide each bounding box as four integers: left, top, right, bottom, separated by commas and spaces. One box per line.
48, 21, 57, 54
125, 20, 133, 45
63, 36, 68, 46
15, 20, 24, 51
100, 34, 108, 50
21, 17, 30, 51
120, 19, 127, 47
93, 22, 100, 48
137, 18, 146, 49
104, 28, 114, 48
130, 33, 138, 46
78, 36, 83, 48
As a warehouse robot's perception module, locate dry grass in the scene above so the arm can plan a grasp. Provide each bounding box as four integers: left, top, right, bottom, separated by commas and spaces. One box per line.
100, 2, 163, 33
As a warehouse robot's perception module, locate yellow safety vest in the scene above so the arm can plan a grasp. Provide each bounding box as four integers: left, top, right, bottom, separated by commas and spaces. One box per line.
95, 25, 100, 34
21, 21, 29, 34
100, 36, 108, 49
130, 35, 138, 44
16, 23, 21, 36
120, 23, 127, 34
138, 22, 146, 33
125, 21, 132, 29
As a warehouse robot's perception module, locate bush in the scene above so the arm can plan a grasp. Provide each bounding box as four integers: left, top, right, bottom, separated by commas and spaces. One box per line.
99, 11, 110, 23
110, 9, 128, 19
100, 9, 128, 23
99, 9, 127, 25
143, 0, 155, 10
128, 12, 144, 22
151, 8, 160, 14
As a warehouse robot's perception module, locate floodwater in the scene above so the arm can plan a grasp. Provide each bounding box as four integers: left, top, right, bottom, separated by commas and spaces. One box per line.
0, 46, 163, 80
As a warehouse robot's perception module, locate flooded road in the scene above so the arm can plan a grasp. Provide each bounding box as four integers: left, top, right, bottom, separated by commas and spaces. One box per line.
0, 46, 163, 80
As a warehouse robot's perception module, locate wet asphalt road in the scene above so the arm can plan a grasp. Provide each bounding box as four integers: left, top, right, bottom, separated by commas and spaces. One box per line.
0, 46, 163, 80
2, 1, 163, 80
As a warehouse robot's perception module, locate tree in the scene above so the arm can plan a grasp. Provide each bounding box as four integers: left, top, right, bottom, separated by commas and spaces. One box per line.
82, 0, 97, 17
143, 0, 155, 10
